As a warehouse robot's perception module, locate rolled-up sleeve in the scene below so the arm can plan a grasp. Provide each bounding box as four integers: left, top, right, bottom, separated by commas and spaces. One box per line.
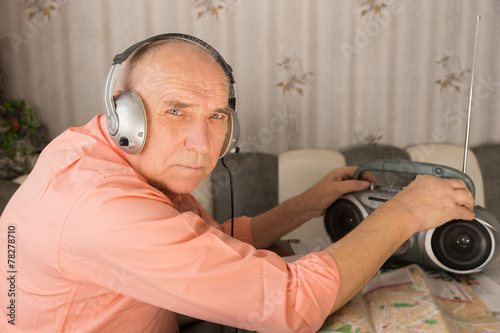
218, 216, 255, 245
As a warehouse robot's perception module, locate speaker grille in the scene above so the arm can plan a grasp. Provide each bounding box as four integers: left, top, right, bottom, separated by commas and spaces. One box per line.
431, 220, 492, 271
324, 199, 364, 242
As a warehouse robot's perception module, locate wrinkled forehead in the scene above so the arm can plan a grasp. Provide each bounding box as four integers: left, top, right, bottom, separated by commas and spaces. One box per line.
137, 47, 230, 103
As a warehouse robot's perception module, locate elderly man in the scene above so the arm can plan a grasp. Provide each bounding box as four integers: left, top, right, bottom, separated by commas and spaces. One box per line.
0, 34, 474, 332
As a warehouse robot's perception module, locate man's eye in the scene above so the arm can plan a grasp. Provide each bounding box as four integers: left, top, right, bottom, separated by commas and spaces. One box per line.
167, 109, 182, 116
210, 113, 226, 119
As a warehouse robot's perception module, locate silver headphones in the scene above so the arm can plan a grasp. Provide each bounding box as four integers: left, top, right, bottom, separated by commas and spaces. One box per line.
102, 33, 239, 157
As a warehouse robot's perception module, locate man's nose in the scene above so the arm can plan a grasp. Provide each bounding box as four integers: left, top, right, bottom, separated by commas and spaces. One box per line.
185, 118, 211, 154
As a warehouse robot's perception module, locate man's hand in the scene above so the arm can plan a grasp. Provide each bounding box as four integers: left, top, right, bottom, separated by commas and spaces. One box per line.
376, 175, 476, 236
298, 166, 379, 218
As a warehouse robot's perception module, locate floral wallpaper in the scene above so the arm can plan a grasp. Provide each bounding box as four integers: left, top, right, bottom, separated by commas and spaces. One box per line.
277, 55, 313, 96
22, 0, 62, 21
192, 0, 242, 20
435, 54, 470, 93
1, 0, 499, 156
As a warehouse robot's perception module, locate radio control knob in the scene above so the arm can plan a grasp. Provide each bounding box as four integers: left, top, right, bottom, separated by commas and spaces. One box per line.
432, 166, 444, 177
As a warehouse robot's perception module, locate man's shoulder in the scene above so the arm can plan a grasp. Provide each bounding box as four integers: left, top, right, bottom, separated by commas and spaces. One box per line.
19, 115, 149, 210
40, 115, 136, 177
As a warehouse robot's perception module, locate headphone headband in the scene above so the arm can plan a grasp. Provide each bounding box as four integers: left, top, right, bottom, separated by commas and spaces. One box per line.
112, 34, 235, 84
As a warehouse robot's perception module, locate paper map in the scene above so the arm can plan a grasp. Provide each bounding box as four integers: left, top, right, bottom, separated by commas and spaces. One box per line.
320, 264, 500, 332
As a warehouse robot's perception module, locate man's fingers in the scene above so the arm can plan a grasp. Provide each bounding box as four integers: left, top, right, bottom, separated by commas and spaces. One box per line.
455, 203, 476, 221
323, 166, 378, 183
444, 179, 475, 220
357, 171, 379, 183
447, 178, 472, 191
445, 179, 475, 210
454, 188, 475, 211
332, 179, 370, 196
327, 166, 358, 181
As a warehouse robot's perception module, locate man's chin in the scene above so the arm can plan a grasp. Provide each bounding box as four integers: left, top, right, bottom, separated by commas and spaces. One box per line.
158, 179, 205, 195
150, 167, 212, 194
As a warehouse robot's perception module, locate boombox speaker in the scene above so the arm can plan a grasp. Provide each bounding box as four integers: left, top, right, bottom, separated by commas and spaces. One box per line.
324, 160, 500, 274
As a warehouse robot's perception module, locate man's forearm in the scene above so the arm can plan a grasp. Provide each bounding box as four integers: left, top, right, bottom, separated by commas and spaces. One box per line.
323, 204, 413, 313
250, 193, 319, 249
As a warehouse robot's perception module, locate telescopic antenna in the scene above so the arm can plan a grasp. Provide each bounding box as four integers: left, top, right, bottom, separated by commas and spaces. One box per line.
463, 15, 481, 173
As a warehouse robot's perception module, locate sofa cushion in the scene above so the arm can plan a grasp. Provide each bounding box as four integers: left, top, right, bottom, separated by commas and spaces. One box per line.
211, 152, 278, 223
342, 144, 411, 165
472, 144, 500, 220
0, 180, 20, 215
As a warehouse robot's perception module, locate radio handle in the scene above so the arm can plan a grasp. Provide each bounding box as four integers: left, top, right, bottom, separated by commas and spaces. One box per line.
354, 159, 475, 198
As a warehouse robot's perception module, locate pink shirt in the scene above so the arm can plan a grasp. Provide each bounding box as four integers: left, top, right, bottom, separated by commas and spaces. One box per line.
0, 115, 340, 332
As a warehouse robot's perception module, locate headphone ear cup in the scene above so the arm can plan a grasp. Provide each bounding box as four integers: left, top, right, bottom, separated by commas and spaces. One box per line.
219, 112, 240, 158
231, 112, 240, 150
112, 90, 147, 154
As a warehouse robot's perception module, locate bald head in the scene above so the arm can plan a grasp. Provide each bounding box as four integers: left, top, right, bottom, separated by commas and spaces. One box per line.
117, 39, 225, 93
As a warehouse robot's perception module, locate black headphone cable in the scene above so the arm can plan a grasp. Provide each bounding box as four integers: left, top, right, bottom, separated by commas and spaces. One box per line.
220, 147, 239, 237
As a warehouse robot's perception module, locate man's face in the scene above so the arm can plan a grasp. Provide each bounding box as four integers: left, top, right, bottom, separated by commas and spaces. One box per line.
126, 43, 230, 194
